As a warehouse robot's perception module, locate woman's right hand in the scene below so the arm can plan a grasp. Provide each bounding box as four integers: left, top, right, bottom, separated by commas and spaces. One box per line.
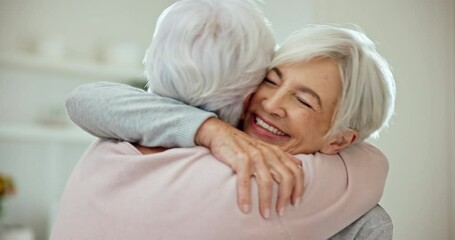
195, 118, 304, 219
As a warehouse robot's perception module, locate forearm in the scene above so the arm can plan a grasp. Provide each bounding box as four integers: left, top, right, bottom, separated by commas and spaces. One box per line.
337, 142, 389, 209
290, 142, 389, 239
65, 82, 216, 147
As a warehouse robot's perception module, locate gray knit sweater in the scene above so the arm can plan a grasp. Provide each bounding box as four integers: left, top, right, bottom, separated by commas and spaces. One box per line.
65, 81, 216, 148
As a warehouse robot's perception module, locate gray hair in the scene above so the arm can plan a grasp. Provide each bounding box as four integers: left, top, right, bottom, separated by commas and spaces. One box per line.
272, 25, 396, 141
144, 0, 276, 126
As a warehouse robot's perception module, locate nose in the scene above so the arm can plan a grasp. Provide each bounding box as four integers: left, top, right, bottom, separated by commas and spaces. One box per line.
262, 88, 287, 118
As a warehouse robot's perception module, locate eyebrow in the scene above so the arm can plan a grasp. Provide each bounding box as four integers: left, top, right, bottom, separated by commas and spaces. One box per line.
271, 67, 322, 107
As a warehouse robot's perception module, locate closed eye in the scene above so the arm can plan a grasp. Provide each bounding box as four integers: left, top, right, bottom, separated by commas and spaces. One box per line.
296, 96, 313, 109
263, 77, 278, 86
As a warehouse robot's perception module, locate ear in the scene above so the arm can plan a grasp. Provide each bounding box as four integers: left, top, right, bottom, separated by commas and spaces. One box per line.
320, 130, 359, 154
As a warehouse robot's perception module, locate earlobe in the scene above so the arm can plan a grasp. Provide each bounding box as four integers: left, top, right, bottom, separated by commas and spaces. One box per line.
320, 130, 359, 154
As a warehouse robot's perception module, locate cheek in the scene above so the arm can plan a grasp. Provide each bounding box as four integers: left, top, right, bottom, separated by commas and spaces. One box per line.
242, 94, 254, 116
291, 111, 318, 133
247, 92, 265, 111
317, 112, 335, 134
288, 111, 329, 147
252, 83, 271, 99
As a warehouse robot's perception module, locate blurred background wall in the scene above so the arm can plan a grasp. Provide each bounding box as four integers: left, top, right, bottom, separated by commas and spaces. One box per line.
0, 0, 453, 239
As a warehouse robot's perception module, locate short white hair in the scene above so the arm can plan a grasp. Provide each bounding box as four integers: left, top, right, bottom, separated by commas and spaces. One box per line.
272, 25, 396, 141
144, 0, 275, 126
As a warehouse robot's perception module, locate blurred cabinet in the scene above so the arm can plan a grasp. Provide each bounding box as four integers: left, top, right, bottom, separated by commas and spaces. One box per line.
0, 51, 136, 240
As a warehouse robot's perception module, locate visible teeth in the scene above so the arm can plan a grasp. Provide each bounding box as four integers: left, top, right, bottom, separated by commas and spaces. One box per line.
255, 117, 286, 136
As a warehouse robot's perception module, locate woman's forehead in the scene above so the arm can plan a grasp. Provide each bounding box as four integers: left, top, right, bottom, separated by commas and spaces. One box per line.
270, 59, 342, 105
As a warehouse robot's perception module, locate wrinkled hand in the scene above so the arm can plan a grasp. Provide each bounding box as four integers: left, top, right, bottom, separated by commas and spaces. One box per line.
195, 118, 304, 219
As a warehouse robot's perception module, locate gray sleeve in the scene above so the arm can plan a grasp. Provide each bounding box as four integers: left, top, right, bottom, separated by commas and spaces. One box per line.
356, 222, 393, 240
65, 82, 216, 148
329, 205, 393, 240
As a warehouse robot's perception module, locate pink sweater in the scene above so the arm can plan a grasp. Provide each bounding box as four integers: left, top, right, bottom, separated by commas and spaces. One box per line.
51, 140, 388, 240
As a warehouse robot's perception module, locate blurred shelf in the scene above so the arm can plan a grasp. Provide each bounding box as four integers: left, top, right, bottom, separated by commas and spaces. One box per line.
0, 53, 145, 81
0, 122, 95, 144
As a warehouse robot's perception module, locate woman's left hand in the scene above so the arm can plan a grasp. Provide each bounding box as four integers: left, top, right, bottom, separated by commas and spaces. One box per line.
196, 118, 304, 219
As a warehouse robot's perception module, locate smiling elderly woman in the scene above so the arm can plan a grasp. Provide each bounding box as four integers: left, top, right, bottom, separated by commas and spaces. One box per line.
55, 1, 395, 239
244, 59, 348, 154
242, 25, 394, 154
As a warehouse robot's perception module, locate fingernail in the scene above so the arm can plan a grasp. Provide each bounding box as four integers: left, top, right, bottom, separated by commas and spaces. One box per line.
294, 197, 301, 207
242, 204, 251, 213
264, 208, 270, 219
279, 206, 286, 217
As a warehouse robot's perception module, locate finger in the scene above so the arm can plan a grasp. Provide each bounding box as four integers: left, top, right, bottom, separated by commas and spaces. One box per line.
269, 146, 304, 208
252, 160, 273, 219
261, 145, 296, 214
270, 169, 282, 183
282, 154, 304, 207
235, 154, 252, 214
289, 154, 303, 166
264, 151, 294, 216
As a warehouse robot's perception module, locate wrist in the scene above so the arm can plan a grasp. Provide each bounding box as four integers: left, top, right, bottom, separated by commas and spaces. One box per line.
195, 117, 220, 147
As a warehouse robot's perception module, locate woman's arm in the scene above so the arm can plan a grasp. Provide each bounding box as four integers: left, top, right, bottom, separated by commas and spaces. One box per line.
66, 82, 388, 222
282, 142, 389, 239
65, 82, 216, 148
65, 82, 303, 218
258, 143, 388, 239
197, 121, 389, 233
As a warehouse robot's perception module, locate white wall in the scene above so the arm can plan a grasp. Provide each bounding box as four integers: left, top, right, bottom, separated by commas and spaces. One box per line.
451, 2, 455, 239
312, 0, 455, 239
262, 0, 313, 43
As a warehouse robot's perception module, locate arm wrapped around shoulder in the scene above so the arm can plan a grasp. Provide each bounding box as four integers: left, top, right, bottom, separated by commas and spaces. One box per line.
281, 142, 389, 239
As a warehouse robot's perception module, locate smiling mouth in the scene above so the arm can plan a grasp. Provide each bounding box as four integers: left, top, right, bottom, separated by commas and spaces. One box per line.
254, 116, 286, 136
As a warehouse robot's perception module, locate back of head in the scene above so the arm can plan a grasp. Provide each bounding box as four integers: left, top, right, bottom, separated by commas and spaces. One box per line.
144, 0, 276, 125
272, 25, 396, 141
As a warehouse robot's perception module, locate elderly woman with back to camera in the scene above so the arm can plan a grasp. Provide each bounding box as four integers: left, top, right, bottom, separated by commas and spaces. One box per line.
57, 0, 396, 239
